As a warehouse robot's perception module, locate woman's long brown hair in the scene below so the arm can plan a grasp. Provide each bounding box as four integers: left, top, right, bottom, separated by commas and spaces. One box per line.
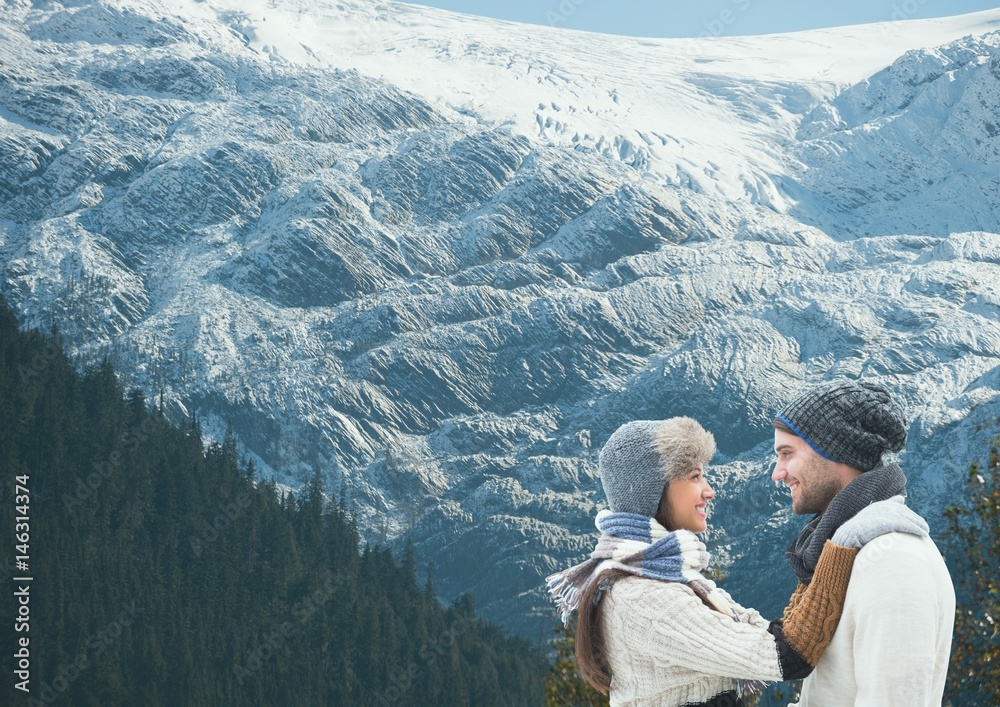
573, 485, 675, 694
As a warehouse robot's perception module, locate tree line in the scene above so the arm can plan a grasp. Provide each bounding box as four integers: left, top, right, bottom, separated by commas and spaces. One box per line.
0, 294, 546, 706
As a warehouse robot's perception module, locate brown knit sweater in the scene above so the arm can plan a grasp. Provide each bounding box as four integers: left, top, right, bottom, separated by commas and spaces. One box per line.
781, 541, 858, 666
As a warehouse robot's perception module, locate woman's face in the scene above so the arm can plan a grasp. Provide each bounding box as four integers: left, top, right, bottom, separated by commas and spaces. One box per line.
662, 465, 715, 533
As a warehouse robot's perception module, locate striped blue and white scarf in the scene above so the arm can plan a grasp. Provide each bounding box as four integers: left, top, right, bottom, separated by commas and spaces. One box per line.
546, 510, 736, 625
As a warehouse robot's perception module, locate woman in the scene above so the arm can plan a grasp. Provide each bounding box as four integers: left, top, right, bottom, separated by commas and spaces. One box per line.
547, 417, 859, 707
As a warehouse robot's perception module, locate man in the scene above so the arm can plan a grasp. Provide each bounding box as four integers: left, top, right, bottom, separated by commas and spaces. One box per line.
771, 379, 955, 706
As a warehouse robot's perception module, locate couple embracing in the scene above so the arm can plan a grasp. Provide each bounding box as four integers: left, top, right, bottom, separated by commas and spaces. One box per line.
548, 380, 956, 706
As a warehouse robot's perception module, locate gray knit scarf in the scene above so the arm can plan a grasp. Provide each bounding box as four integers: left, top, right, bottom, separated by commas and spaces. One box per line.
546, 511, 736, 625
549, 511, 768, 699
787, 461, 907, 584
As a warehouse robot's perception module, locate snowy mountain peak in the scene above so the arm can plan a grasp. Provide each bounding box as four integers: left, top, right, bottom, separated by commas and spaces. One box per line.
1, 0, 998, 635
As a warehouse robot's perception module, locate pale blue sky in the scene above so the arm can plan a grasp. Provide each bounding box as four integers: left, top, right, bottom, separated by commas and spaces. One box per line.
399, 0, 1000, 38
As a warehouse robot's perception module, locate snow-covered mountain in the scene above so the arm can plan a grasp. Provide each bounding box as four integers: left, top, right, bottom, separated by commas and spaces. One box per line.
1, 0, 999, 636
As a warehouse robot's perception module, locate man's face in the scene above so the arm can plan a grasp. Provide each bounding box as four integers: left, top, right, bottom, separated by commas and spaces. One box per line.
772, 429, 844, 515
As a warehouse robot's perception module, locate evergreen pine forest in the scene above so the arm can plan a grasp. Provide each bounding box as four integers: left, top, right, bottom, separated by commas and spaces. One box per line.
0, 295, 547, 706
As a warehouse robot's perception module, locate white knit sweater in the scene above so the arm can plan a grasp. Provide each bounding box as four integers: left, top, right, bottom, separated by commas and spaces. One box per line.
601, 576, 786, 706
792, 532, 955, 707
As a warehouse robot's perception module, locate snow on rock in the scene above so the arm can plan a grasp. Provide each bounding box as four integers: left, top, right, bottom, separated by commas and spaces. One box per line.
795, 33, 1000, 237
1, 0, 999, 635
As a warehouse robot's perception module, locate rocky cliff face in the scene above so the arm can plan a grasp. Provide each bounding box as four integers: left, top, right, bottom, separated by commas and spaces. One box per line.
1, 0, 998, 635
795, 33, 1000, 238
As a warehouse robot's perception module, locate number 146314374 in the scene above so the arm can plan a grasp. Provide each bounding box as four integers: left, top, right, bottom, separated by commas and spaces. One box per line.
13, 473, 32, 694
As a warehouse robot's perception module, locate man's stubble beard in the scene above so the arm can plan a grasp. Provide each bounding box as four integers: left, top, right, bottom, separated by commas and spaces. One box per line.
793, 455, 845, 516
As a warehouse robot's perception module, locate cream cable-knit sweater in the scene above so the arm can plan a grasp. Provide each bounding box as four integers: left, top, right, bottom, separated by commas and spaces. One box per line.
601, 577, 785, 706
792, 532, 955, 706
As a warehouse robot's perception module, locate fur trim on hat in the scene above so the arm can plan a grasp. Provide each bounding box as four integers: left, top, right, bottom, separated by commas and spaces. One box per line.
652, 417, 716, 482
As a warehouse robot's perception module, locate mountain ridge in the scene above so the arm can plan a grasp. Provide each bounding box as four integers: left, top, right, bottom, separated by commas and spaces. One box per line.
1, 0, 998, 636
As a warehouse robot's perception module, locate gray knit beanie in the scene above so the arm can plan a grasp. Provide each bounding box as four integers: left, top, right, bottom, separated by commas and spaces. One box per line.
599, 418, 716, 517
775, 380, 907, 472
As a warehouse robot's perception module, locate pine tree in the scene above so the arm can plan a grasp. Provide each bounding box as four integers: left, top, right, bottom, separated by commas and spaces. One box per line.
544, 614, 610, 707
941, 425, 1000, 704
0, 297, 549, 706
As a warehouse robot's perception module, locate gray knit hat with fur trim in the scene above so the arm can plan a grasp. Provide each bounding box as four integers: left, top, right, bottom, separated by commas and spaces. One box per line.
599, 418, 716, 517
775, 380, 907, 472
